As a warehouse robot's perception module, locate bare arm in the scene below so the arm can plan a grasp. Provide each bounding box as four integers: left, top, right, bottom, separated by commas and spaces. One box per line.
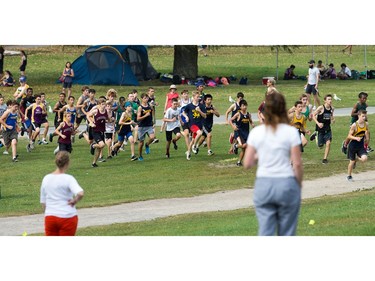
243, 144, 257, 169
290, 145, 303, 187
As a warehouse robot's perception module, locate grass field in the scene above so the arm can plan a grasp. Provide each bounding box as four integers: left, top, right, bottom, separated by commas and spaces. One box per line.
1, 45, 374, 235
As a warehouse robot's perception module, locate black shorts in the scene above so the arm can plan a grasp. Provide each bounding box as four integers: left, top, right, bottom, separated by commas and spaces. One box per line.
105, 132, 114, 140
317, 130, 332, 147
166, 127, 181, 141
59, 142, 72, 153
305, 84, 318, 95
347, 143, 367, 161
63, 82, 73, 89
93, 131, 105, 144
76, 115, 86, 125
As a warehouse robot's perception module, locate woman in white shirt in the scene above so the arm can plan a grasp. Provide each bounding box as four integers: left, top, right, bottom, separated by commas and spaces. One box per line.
243, 92, 303, 236
40, 151, 84, 236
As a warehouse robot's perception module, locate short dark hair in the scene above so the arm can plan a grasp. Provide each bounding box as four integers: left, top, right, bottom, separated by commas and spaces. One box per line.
358, 92, 368, 98
239, 99, 247, 107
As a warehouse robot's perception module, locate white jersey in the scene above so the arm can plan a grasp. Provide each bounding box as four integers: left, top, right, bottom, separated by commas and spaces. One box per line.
164, 107, 180, 131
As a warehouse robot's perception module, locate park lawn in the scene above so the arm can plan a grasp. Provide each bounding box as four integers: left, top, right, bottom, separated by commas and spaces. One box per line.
1, 46, 375, 236
74, 188, 375, 236
1, 115, 374, 217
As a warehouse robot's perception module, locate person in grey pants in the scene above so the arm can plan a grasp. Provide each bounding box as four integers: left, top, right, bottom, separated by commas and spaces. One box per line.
243, 92, 303, 236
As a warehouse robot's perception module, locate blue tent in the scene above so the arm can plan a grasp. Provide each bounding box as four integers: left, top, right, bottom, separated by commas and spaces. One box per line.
68, 45, 158, 86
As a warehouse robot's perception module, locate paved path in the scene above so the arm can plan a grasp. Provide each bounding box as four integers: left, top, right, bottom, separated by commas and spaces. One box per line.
1, 171, 374, 236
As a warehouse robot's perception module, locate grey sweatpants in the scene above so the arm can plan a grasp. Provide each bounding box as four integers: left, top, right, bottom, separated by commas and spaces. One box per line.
253, 177, 301, 236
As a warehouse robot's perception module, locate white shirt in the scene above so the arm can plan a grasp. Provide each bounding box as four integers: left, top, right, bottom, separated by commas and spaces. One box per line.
164, 107, 180, 131
247, 124, 301, 178
40, 173, 83, 218
344, 67, 352, 77
308, 67, 320, 85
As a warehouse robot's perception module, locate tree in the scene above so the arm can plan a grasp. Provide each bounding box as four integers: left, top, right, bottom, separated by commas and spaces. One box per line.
173, 45, 198, 79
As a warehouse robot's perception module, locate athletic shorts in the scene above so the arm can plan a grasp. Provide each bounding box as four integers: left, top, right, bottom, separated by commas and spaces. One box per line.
317, 130, 332, 147
76, 115, 86, 125
105, 132, 114, 140
118, 131, 133, 142
202, 125, 212, 137
234, 130, 249, 145
138, 126, 154, 141
31, 122, 43, 130
166, 127, 181, 141
347, 143, 367, 161
92, 131, 105, 144
2, 129, 18, 146
189, 124, 202, 139
58, 142, 72, 153
305, 84, 318, 95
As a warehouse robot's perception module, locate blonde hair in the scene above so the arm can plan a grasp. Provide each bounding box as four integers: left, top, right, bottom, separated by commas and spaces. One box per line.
106, 89, 117, 98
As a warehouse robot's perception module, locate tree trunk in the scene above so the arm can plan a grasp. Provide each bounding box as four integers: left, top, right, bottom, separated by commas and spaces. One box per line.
173, 45, 198, 79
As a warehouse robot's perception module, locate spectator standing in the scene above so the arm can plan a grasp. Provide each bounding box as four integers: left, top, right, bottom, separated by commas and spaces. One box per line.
304, 59, 320, 109
40, 151, 84, 236
243, 92, 303, 236
62, 62, 74, 98
19, 50, 27, 76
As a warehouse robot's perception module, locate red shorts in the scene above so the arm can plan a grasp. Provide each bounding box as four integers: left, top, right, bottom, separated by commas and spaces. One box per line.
190, 124, 201, 139
45, 215, 78, 236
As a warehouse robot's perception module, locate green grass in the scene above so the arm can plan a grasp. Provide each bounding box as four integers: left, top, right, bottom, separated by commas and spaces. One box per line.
1, 45, 375, 235
75, 188, 375, 236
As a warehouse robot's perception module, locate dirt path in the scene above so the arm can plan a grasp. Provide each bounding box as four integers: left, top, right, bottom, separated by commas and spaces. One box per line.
0, 170, 374, 236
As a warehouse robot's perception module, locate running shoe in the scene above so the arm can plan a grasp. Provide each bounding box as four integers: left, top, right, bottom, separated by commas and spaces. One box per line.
322, 159, 328, 164
26, 144, 31, 152
207, 150, 214, 156
236, 161, 242, 166
172, 139, 178, 150
367, 146, 374, 153
151, 138, 159, 144
138, 156, 144, 161
49, 133, 54, 142
41, 139, 48, 145
233, 143, 238, 155
92, 163, 98, 168
54, 146, 60, 155
3, 151, 9, 155
192, 145, 199, 154
30, 142, 35, 149
12, 156, 18, 162
78, 131, 85, 139
145, 144, 150, 154
166, 153, 170, 158
310, 131, 317, 141
90, 143, 95, 155
185, 151, 191, 160
131, 155, 138, 161
347, 175, 353, 182
98, 157, 106, 162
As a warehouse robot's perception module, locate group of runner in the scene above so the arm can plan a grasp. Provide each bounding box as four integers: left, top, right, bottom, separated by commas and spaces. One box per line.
0, 76, 372, 179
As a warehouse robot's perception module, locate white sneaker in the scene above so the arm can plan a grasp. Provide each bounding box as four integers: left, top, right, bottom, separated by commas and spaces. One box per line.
3, 151, 9, 155
207, 150, 214, 156
185, 151, 191, 160
30, 142, 35, 149
41, 139, 48, 145
54, 146, 60, 155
